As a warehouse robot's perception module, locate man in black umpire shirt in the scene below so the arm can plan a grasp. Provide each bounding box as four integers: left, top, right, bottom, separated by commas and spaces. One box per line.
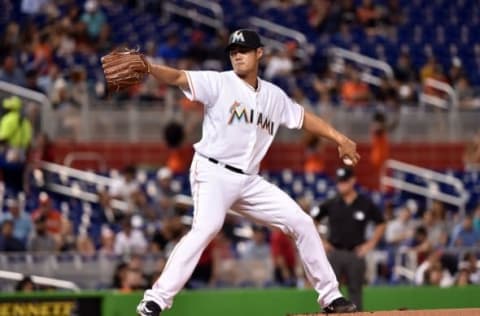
311, 167, 386, 311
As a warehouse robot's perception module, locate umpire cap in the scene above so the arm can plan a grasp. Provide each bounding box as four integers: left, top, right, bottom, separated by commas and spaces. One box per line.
336, 167, 355, 182
226, 29, 264, 51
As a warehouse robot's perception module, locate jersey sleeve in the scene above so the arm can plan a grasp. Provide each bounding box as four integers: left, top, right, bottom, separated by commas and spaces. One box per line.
278, 92, 305, 129
181, 70, 221, 107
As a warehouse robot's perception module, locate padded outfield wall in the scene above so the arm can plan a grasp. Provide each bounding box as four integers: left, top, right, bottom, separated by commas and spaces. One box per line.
0, 286, 479, 316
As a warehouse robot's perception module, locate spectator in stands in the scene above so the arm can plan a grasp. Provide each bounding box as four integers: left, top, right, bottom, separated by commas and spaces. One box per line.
393, 51, 417, 104
303, 132, 326, 174
114, 216, 148, 256
369, 111, 390, 189
336, 0, 357, 27
33, 33, 53, 73
271, 227, 297, 287
99, 226, 115, 255
210, 229, 237, 287
455, 76, 479, 109
415, 251, 454, 287
109, 165, 145, 215
456, 252, 480, 285
119, 268, 146, 293
0, 198, 32, 245
163, 215, 189, 258
308, 0, 337, 34
31, 193, 62, 237
0, 220, 25, 252
24, 69, 44, 94
81, 0, 107, 41
58, 216, 75, 252
420, 56, 439, 84
128, 255, 149, 289
356, 0, 382, 35
313, 68, 339, 110
450, 214, 480, 247
151, 167, 176, 220
76, 231, 96, 257
382, 0, 404, 27
112, 262, 129, 289
406, 226, 431, 265
0, 22, 21, 53
241, 225, 270, 260
448, 57, 465, 86
0, 96, 33, 194
420, 209, 448, 249
474, 205, 480, 234
340, 64, 371, 107
28, 215, 56, 252
15, 276, 36, 292
0, 55, 25, 86
312, 166, 385, 310
385, 202, 415, 247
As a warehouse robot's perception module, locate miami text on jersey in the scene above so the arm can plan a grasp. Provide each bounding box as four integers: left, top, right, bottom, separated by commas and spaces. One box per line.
228, 101, 275, 135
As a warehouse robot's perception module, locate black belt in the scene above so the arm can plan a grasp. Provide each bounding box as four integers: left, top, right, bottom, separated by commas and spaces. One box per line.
330, 242, 358, 251
207, 157, 245, 175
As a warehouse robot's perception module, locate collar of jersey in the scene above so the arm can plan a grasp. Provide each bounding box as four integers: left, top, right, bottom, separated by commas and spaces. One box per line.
233, 71, 261, 93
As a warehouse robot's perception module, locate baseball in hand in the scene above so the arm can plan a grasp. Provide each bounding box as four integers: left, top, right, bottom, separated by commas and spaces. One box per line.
342, 156, 353, 166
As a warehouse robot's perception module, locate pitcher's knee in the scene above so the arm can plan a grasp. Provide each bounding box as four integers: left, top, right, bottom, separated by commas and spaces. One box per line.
289, 213, 316, 235
191, 221, 223, 241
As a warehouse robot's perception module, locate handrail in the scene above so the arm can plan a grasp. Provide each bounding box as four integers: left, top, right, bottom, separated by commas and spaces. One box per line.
420, 78, 458, 109
163, 2, 223, 30
39, 161, 129, 212
249, 17, 313, 62
185, 0, 223, 21
0, 270, 80, 292
381, 159, 468, 214
0, 80, 54, 136
44, 182, 129, 212
41, 161, 112, 186
419, 93, 449, 109
63, 152, 107, 170
329, 46, 394, 79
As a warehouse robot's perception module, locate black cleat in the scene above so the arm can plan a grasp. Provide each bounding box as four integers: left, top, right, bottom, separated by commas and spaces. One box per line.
137, 300, 162, 316
323, 297, 357, 313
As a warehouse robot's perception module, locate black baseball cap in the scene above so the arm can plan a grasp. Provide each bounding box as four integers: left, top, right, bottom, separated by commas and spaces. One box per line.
336, 167, 355, 182
226, 29, 264, 52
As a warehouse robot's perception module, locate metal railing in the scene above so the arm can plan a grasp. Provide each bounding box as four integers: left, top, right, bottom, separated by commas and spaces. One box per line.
163, 0, 224, 30
38, 161, 129, 212
329, 46, 394, 86
249, 17, 313, 62
381, 159, 469, 215
0, 270, 80, 292
419, 78, 459, 109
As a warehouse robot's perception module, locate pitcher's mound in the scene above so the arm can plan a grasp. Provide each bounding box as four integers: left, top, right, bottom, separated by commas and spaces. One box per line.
290, 308, 480, 316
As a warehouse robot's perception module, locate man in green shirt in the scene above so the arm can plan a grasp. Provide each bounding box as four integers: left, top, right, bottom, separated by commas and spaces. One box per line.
0, 96, 33, 194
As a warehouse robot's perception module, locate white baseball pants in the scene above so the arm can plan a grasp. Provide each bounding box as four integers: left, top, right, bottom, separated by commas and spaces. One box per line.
144, 154, 342, 309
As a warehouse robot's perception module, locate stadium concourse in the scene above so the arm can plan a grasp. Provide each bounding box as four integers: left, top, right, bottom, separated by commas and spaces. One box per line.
0, 0, 479, 312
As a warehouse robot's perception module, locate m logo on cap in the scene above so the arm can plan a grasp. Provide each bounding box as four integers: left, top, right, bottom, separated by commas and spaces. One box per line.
232, 31, 245, 43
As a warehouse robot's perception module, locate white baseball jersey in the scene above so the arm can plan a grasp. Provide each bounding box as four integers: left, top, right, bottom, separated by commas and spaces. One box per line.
182, 70, 305, 174
143, 69, 343, 311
